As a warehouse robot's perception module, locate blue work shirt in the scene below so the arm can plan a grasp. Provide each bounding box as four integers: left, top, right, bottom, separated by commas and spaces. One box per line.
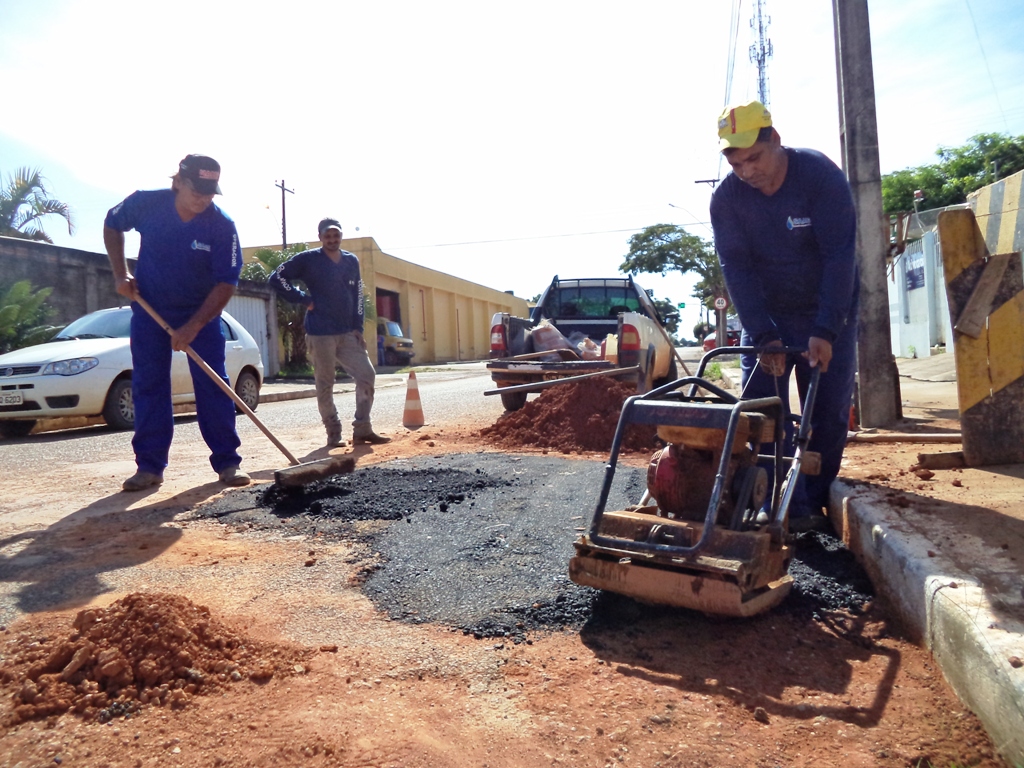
269, 248, 365, 335
104, 189, 242, 312
709, 147, 858, 344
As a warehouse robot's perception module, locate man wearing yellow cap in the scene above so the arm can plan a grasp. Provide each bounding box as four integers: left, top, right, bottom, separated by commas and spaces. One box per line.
709, 100, 858, 532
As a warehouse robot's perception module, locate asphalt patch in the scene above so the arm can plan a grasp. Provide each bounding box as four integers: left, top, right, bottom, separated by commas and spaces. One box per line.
195, 454, 873, 642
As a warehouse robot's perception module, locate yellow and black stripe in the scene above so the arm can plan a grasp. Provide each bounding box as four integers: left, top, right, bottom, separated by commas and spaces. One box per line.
938, 170, 1024, 466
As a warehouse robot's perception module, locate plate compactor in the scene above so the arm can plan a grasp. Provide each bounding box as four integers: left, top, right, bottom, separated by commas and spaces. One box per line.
570, 347, 821, 617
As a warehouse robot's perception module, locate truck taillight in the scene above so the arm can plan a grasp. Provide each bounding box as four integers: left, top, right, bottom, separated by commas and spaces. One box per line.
490, 324, 507, 352
620, 325, 640, 350
619, 323, 641, 367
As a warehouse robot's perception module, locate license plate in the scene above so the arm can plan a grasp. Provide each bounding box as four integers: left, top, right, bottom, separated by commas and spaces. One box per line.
0, 391, 23, 406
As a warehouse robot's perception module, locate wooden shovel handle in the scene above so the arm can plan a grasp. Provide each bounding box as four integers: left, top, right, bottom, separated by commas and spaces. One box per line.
133, 296, 300, 466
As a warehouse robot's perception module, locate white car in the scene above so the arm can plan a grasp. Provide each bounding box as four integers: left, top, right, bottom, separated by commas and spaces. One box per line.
0, 307, 264, 438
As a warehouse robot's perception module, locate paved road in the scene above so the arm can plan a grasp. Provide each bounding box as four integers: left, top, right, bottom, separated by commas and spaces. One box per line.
0, 365, 505, 537
0, 365, 503, 475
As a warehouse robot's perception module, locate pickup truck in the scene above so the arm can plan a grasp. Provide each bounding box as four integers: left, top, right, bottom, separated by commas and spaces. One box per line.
487, 276, 678, 411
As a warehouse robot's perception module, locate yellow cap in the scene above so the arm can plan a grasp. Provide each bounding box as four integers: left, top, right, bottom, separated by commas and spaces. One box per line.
717, 101, 772, 150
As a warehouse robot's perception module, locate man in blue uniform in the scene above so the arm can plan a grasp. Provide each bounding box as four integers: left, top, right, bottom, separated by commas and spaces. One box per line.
104, 154, 250, 492
709, 101, 858, 531
269, 218, 390, 447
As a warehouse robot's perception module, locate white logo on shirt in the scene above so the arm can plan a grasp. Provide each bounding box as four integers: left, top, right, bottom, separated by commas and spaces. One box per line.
787, 216, 812, 230
191, 240, 212, 252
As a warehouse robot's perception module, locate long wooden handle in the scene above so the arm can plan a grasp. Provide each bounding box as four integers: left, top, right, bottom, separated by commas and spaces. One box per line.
483, 365, 640, 396
648, 311, 692, 377
134, 296, 300, 466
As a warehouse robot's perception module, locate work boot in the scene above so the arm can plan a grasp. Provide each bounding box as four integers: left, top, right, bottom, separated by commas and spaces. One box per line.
218, 466, 251, 487
121, 471, 163, 492
352, 431, 391, 445
326, 429, 346, 447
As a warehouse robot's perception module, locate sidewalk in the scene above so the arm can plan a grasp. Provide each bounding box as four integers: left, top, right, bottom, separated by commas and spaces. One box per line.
258, 362, 486, 403
831, 354, 1024, 765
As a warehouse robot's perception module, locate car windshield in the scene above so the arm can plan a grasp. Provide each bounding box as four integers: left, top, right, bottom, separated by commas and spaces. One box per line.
54, 310, 131, 340
382, 321, 403, 336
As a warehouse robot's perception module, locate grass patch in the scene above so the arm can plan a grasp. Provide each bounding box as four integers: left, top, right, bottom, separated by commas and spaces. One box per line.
275, 365, 314, 379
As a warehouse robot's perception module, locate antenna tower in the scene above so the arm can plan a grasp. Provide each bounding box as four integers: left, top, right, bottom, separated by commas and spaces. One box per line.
749, 0, 773, 107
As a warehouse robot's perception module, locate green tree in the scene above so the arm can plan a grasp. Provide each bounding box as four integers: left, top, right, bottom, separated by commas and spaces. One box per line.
650, 297, 680, 338
241, 244, 311, 370
620, 224, 728, 317
0, 280, 57, 354
0, 168, 75, 243
881, 132, 1024, 214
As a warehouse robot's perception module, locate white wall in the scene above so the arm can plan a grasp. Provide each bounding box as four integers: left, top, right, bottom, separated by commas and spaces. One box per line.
887, 230, 951, 358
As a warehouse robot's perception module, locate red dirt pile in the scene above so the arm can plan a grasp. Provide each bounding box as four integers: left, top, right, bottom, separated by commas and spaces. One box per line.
0, 593, 310, 724
481, 376, 657, 453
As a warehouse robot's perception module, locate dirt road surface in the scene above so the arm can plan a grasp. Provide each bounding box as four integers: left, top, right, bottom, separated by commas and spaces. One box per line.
0, 372, 1008, 767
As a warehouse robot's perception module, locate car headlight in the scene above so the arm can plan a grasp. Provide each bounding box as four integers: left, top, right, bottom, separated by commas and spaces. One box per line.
41, 358, 100, 376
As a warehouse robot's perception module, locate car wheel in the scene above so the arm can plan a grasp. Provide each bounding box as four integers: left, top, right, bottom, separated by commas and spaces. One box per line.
384, 349, 400, 366
234, 370, 260, 412
0, 420, 37, 438
500, 390, 527, 412
103, 377, 134, 430
653, 357, 679, 389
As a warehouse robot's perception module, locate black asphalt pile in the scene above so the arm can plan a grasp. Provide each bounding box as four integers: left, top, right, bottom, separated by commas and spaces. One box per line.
787, 530, 875, 618
196, 455, 874, 642
260, 465, 508, 523
196, 462, 514, 539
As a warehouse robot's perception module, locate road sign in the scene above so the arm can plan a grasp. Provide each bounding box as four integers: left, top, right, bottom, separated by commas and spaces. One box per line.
677, 302, 686, 309
714, 296, 728, 311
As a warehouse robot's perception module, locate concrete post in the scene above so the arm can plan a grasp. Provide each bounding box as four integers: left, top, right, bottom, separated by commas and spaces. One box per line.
833, 0, 901, 427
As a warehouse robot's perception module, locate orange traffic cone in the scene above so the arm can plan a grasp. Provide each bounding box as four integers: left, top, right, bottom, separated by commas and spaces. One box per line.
402, 371, 425, 429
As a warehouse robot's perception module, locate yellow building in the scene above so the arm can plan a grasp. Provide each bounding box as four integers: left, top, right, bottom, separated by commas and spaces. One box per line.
242, 237, 529, 364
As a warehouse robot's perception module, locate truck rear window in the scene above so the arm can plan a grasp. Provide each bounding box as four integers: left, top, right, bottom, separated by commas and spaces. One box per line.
546, 286, 641, 318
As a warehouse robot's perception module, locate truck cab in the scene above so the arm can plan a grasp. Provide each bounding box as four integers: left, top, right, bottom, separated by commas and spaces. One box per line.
377, 317, 415, 366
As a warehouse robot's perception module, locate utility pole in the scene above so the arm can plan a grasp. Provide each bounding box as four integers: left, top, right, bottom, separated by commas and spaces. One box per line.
690, 180, 726, 348
833, 0, 901, 427
274, 180, 294, 251
749, 0, 773, 107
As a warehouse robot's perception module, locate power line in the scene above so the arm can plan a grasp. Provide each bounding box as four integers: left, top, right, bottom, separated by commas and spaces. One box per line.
724, 0, 743, 106
963, 0, 1009, 132
388, 223, 712, 251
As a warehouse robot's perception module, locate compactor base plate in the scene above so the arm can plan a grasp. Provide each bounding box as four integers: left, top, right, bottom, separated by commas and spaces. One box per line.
569, 550, 794, 617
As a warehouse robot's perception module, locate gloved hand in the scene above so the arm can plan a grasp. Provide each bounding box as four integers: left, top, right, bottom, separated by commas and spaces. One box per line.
757, 339, 786, 377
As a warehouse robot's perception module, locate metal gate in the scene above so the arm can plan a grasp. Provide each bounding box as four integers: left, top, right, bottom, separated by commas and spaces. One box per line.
225, 295, 270, 376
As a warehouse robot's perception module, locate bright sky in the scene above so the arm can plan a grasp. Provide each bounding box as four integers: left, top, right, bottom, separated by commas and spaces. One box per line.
3, 0, 1023, 340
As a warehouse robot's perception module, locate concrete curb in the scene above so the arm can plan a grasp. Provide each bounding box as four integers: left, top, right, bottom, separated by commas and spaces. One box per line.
20, 388, 318, 434
258, 387, 318, 403
831, 479, 1024, 765
14, 377, 412, 436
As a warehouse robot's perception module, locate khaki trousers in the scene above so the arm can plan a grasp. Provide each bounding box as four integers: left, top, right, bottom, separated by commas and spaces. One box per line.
307, 332, 377, 437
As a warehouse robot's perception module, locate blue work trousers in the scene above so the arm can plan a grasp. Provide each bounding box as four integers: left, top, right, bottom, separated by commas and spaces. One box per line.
130, 307, 242, 476
739, 314, 856, 516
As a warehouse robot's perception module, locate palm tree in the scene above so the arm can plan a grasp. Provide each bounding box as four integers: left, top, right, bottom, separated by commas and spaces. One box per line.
0, 280, 57, 354
241, 244, 311, 369
0, 167, 75, 243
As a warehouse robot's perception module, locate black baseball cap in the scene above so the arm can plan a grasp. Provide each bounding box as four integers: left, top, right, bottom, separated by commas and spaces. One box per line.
318, 218, 342, 236
178, 154, 222, 195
